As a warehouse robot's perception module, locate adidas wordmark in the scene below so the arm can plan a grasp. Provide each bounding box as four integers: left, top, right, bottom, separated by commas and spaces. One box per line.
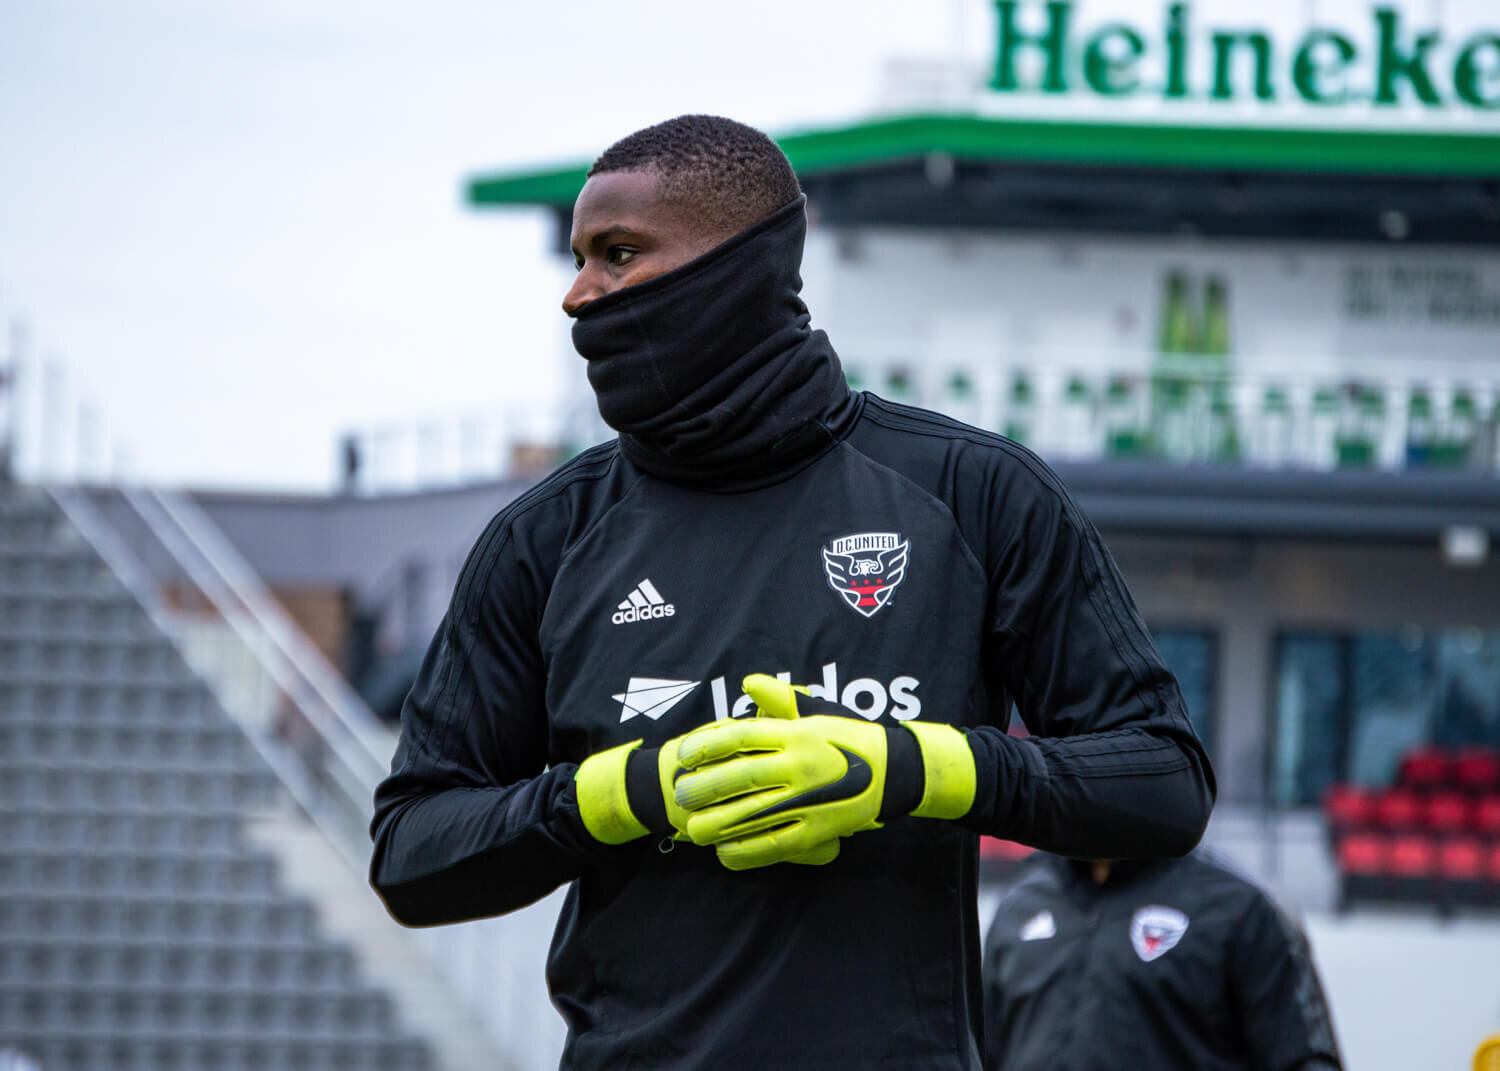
612, 578, 676, 624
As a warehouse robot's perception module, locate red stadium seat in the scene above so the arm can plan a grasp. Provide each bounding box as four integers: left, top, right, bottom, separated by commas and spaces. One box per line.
1487, 843, 1500, 884
979, 838, 1035, 861
1454, 749, 1500, 794
1438, 837, 1490, 911
1399, 746, 1453, 791
977, 837, 1035, 882
1335, 832, 1386, 912
1324, 784, 1375, 830
1374, 789, 1422, 830
1439, 838, 1485, 881
1387, 834, 1437, 878
1473, 796, 1500, 838
1336, 832, 1384, 876
1421, 792, 1471, 835
1386, 833, 1440, 905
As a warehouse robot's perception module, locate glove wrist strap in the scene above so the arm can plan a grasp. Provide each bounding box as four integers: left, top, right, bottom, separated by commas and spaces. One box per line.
879, 725, 925, 821
625, 745, 669, 835
576, 740, 651, 845
903, 722, 978, 820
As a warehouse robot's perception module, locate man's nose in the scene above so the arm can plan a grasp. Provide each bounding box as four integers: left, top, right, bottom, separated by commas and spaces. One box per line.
562, 269, 602, 317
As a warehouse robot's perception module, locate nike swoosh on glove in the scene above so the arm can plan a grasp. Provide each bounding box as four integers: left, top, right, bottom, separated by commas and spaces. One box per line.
671, 674, 978, 870
575, 727, 838, 865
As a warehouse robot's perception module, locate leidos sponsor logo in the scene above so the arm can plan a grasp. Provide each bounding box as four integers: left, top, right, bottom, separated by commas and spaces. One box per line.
611, 578, 676, 625
609, 661, 921, 724
822, 532, 910, 618
710, 662, 921, 722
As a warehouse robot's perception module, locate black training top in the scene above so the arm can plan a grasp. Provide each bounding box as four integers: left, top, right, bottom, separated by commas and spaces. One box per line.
369, 200, 1215, 1070
983, 852, 1343, 1071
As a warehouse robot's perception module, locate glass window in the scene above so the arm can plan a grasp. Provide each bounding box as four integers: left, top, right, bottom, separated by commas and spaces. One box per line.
1347, 630, 1432, 788
1273, 634, 1346, 807
1149, 627, 1218, 754
1273, 627, 1500, 806
1434, 629, 1500, 749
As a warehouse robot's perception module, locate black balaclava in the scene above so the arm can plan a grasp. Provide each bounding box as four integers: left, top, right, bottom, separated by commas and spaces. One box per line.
570, 196, 858, 491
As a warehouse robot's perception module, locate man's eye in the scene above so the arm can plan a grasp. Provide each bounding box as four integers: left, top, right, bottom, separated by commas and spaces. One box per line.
607, 246, 637, 266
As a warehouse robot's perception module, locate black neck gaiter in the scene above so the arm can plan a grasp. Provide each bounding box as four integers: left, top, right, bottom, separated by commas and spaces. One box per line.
570, 197, 857, 491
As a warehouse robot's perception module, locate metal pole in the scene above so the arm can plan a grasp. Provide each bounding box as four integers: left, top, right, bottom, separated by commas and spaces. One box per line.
41, 358, 63, 481
78, 403, 99, 484
4, 319, 26, 483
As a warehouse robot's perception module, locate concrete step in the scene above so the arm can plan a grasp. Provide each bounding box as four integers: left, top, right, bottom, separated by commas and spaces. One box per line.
245, 799, 526, 1071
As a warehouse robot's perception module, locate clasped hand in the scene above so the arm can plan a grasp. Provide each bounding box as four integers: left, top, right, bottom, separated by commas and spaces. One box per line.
670, 674, 888, 870
576, 671, 973, 868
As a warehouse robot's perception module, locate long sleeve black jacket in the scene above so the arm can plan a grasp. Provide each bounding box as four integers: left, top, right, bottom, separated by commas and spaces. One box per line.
369, 389, 1214, 1070
983, 851, 1342, 1071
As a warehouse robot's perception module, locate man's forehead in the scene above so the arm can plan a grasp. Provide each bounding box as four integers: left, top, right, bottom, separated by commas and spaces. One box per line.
571, 169, 686, 243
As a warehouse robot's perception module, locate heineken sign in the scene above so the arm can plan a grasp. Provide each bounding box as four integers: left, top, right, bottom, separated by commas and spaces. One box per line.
988, 1, 1500, 114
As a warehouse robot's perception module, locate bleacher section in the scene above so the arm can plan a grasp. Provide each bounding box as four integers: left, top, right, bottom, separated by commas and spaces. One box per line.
1326, 746, 1500, 915
0, 488, 434, 1071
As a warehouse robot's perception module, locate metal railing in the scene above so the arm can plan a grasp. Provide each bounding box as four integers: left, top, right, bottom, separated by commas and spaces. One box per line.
847, 360, 1500, 475
49, 483, 567, 1068
129, 487, 392, 856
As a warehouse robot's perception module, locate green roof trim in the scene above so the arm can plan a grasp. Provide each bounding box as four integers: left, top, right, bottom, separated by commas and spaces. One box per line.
465, 113, 1500, 208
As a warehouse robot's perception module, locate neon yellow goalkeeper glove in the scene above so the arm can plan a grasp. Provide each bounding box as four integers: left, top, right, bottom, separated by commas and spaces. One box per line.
574, 736, 697, 845
575, 728, 838, 864
672, 674, 977, 870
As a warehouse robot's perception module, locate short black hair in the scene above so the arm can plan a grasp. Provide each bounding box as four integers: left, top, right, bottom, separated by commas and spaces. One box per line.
588, 115, 802, 237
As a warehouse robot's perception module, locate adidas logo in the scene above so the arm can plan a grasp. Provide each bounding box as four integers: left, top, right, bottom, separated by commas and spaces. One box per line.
613, 677, 699, 723
611, 578, 676, 625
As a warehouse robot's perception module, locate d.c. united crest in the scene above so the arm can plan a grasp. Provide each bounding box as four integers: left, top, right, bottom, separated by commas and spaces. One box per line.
822, 532, 909, 618
1129, 905, 1188, 963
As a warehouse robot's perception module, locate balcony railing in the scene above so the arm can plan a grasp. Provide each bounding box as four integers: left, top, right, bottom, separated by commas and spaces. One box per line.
847, 362, 1500, 475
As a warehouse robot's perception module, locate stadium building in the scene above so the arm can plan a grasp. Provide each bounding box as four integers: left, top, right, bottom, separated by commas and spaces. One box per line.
5, 1, 1500, 1068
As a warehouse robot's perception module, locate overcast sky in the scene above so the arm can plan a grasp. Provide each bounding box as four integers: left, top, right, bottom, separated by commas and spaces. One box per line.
0, 0, 983, 490
2, 0, 1483, 490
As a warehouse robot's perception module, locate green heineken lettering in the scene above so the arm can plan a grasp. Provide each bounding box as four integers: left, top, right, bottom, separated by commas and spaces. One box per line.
1374, 8, 1441, 105
1164, 3, 1189, 98
1454, 35, 1500, 108
1211, 31, 1275, 100
983, 1, 1500, 111
991, 0, 1070, 93
1084, 25, 1145, 96
1293, 31, 1357, 104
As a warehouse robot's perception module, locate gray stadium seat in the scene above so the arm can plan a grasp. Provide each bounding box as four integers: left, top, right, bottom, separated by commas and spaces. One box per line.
0, 490, 434, 1070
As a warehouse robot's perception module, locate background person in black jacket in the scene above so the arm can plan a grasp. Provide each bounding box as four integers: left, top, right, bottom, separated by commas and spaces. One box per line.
983, 849, 1344, 1071
370, 114, 1216, 1069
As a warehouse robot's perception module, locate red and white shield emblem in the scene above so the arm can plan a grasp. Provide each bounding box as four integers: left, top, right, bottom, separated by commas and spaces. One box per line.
1130, 905, 1188, 962
822, 532, 909, 618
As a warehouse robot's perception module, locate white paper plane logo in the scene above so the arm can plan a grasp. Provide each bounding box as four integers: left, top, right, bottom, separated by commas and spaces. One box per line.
612, 677, 700, 723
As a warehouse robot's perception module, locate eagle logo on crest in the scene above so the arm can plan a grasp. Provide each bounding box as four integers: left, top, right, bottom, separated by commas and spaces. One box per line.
822, 532, 910, 618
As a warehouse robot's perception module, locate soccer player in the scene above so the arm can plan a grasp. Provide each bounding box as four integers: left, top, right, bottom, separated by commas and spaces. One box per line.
983, 850, 1344, 1070
369, 115, 1215, 1069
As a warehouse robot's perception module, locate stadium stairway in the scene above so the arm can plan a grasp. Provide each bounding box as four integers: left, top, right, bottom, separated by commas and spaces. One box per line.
0, 484, 512, 1071
243, 799, 511, 1071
